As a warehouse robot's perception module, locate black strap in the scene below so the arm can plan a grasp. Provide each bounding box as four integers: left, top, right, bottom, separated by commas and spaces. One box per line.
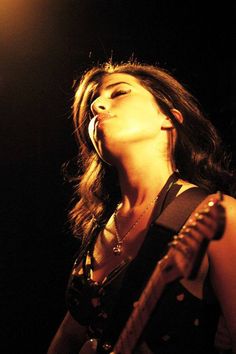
155, 186, 208, 232
152, 171, 180, 218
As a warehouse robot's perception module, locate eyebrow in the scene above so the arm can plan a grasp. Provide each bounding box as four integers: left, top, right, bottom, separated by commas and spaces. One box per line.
104, 81, 132, 90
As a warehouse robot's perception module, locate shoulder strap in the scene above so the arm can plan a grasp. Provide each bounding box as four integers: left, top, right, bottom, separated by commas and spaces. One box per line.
155, 186, 208, 232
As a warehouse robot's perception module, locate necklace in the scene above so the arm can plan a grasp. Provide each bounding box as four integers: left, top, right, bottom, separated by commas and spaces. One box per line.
112, 194, 159, 255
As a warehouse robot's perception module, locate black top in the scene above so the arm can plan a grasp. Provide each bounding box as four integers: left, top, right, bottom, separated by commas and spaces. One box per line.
66, 174, 221, 353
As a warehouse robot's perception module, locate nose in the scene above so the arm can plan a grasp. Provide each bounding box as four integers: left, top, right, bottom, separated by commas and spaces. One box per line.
90, 96, 109, 116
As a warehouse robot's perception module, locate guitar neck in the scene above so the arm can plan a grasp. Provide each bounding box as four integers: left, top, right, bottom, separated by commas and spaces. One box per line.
113, 259, 173, 354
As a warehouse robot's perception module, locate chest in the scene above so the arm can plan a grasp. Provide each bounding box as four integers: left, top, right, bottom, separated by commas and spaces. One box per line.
91, 206, 156, 282
91, 220, 210, 301
91, 227, 147, 284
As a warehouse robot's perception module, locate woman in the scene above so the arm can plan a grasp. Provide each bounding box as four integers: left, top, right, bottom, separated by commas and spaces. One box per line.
47, 61, 236, 353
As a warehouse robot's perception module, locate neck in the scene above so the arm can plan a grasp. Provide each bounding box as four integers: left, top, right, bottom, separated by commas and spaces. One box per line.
114, 147, 175, 210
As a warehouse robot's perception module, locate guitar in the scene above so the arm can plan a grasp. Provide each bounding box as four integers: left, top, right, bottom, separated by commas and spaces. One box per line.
80, 192, 226, 354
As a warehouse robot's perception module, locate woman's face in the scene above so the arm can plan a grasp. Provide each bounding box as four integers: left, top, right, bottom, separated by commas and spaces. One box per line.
88, 73, 169, 162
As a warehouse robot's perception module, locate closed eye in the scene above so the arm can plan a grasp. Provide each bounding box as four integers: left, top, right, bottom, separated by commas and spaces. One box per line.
111, 89, 131, 98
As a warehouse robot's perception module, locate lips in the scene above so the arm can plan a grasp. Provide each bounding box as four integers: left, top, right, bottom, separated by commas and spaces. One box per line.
88, 113, 114, 144
96, 112, 114, 122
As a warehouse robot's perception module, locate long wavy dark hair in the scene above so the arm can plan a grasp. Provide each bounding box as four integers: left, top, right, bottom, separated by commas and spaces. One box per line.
68, 61, 235, 241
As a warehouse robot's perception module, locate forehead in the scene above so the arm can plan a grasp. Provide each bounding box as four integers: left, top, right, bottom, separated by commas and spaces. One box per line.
99, 73, 141, 89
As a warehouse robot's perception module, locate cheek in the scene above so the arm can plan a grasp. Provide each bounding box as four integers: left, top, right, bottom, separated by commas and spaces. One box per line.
124, 103, 162, 132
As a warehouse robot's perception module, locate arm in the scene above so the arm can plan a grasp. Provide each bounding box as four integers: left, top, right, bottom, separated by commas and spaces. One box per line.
208, 195, 236, 353
47, 311, 87, 354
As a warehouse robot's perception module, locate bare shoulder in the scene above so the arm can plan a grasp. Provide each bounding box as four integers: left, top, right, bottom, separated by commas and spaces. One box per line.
221, 193, 236, 216
207, 193, 236, 346
214, 193, 236, 242
207, 192, 236, 277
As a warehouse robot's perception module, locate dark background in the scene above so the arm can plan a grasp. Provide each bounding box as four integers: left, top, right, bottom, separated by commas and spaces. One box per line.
0, 1, 235, 353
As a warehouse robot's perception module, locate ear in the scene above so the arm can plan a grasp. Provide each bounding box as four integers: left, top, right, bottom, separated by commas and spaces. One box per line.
170, 108, 184, 124
161, 109, 183, 130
